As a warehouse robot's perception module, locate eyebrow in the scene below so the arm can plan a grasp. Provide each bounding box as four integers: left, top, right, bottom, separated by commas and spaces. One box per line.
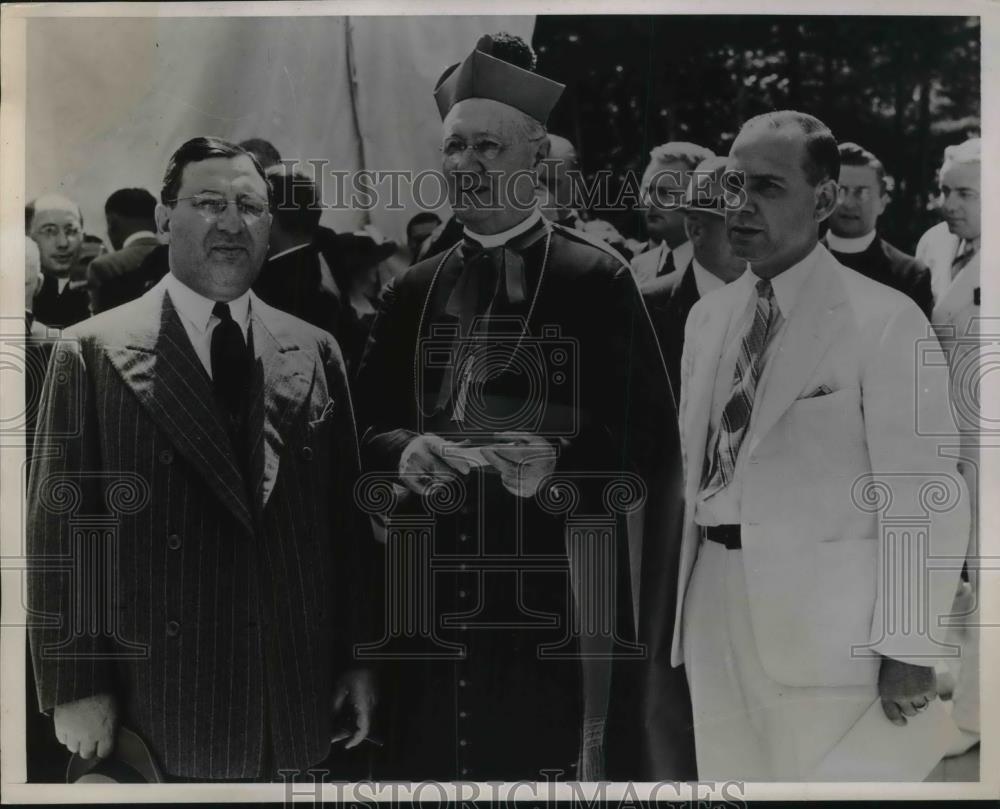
746, 173, 785, 183
941, 184, 978, 193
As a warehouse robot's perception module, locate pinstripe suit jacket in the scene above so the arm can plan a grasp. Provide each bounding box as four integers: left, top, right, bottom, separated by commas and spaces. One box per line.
27, 279, 372, 779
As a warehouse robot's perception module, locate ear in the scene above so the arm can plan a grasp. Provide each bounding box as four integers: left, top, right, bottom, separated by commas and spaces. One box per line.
154, 203, 172, 243
814, 178, 839, 223
875, 191, 889, 217
532, 136, 551, 170
684, 215, 703, 246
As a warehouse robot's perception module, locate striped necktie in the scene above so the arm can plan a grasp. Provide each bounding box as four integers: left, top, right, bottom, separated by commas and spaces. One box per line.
951, 240, 977, 280
701, 277, 776, 497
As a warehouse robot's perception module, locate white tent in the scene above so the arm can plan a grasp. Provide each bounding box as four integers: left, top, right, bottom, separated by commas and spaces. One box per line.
25, 14, 535, 244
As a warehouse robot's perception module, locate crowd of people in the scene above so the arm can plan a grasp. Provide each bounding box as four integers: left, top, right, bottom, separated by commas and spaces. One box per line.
23, 31, 980, 786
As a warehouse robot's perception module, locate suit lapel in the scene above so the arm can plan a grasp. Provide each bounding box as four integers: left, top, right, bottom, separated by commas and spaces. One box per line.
683, 287, 735, 499
749, 252, 848, 447
245, 302, 315, 512
103, 287, 255, 534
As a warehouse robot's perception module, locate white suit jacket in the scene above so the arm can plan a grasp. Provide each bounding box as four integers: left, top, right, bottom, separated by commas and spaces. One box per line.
670, 246, 970, 687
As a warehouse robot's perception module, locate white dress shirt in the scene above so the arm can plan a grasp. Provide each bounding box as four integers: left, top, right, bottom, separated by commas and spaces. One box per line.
695, 243, 824, 525
691, 258, 727, 298
161, 272, 252, 379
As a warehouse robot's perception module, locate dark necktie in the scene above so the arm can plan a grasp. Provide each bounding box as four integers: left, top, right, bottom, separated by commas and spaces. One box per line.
656, 247, 677, 278
210, 302, 250, 428
951, 241, 977, 280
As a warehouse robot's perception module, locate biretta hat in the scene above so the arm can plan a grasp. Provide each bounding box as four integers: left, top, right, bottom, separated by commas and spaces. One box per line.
682, 155, 733, 218
434, 35, 565, 123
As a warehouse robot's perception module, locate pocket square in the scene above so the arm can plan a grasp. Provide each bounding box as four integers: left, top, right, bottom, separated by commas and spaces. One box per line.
309, 399, 337, 427
802, 384, 834, 399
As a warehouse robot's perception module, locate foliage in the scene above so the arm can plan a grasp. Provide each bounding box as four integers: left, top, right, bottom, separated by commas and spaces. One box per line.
534, 15, 980, 252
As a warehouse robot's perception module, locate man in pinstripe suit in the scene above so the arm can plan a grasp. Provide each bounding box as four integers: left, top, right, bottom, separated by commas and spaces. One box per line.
27, 137, 376, 781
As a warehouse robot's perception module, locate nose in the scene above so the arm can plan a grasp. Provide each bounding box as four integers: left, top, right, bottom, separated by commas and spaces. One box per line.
215, 200, 244, 233
54, 231, 70, 248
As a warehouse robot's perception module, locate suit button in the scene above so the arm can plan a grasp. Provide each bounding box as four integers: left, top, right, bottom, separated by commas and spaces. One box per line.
461, 768, 469, 776
458, 679, 467, 687
166, 620, 181, 637
300, 446, 314, 461
459, 590, 468, 598
167, 533, 181, 550
459, 710, 468, 719
459, 739, 467, 747
459, 533, 469, 542
158, 448, 174, 465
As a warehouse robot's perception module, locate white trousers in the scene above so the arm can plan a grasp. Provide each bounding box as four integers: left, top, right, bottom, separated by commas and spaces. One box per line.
682, 540, 875, 781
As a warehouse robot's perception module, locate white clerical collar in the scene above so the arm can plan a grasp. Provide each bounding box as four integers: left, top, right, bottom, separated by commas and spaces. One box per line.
269, 241, 313, 262
826, 229, 877, 254
691, 258, 727, 298
464, 209, 543, 248
742, 241, 823, 320
123, 230, 158, 249
164, 271, 252, 337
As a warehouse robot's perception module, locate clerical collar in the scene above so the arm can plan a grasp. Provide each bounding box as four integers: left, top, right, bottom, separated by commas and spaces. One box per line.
464, 209, 543, 249
826, 229, 877, 254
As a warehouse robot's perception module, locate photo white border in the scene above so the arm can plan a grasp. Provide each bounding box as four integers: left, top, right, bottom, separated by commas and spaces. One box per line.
1, 0, 996, 802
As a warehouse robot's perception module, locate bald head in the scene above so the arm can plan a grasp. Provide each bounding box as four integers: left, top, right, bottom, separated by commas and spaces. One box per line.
27, 193, 84, 276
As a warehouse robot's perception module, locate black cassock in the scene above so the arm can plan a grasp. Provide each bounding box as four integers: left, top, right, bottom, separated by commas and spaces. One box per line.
354, 219, 684, 782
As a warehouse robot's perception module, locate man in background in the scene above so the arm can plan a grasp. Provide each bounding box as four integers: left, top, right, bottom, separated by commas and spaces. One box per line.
253, 165, 340, 338
27, 194, 92, 328
631, 142, 715, 285
643, 155, 745, 397
87, 188, 160, 314
405, 212, 442, 261
824, 142, 933, 316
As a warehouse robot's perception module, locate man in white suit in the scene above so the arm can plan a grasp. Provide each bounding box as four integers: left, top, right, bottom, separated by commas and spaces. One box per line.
671, 111, 969, 780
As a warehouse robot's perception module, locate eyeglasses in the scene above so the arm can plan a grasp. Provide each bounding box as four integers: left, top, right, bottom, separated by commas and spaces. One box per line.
440, 137, 508, 162
34, 224, 82, 239
837, 186, 875, 203
170, 193, 270, 221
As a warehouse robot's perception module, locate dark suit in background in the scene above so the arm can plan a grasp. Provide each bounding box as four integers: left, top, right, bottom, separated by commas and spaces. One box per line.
87, 234, 160, 314
641, 259, 702, 400
27, 280, 373, 779
89, 243, 170, 315
253, 243, 341, 338
824, 233, 934, 317
32, 274, 91, 329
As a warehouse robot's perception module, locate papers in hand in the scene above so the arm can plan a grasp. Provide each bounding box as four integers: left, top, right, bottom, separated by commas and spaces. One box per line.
811, 697, 964, 782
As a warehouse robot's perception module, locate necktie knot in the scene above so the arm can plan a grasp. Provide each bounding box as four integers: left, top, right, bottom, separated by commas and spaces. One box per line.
755, 277, 773, 300
213, 301, 235, 324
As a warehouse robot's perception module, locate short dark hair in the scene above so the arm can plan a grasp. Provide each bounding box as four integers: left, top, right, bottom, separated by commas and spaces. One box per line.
104, 187, 157, 220
266, 166, 321, 234
740, 110, 839, 186
406, 212, 441, 238
837, 142, 889, 194
161, 136, 269, 206
238, 138, 282, 170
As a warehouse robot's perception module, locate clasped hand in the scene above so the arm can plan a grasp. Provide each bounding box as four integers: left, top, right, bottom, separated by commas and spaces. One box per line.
400, 432, 557, 498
